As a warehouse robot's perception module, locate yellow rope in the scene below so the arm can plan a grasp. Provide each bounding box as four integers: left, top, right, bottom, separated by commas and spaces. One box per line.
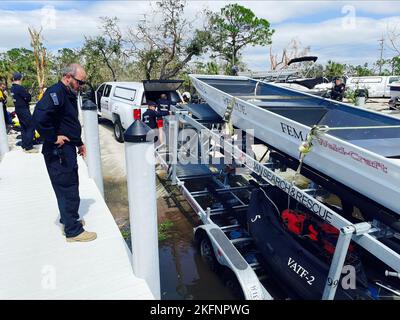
295, 125, 320, 177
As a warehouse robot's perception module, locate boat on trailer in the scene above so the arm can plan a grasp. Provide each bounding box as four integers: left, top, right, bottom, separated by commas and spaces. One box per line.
189, 74, 400, 222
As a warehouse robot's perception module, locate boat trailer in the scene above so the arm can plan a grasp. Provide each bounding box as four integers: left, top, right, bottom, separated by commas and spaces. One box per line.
154, 103, 400, 300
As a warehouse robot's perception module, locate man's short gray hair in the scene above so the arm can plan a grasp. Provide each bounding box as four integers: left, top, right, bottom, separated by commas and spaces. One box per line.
61, 64, 82, 77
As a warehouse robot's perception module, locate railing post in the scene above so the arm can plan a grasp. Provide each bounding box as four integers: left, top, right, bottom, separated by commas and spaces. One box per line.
322, 226, 354, 300
81, 99, 104, 196
124, 120, 161, 299
322, 222, 370, 300
0, 101, 9, 159
169, 115, 179, 185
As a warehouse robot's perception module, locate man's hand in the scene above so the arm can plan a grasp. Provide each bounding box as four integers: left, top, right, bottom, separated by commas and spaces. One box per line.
55, 135, 70, 147
78, 145, 87, 159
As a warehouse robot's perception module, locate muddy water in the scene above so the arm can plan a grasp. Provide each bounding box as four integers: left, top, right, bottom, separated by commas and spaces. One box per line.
103, 175, 235, 300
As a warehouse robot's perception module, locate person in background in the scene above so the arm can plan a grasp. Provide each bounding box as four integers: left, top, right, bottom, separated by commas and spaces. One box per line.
330, 77, 346, 101
231, 65, 239, 76
156, 93, 173, 144
10, 72, 37, 153
181, 92, 191, 104
33, 64, 97, 243
142, 101, 171, 130
157, 93, 172, 112
0, 82, 12, 126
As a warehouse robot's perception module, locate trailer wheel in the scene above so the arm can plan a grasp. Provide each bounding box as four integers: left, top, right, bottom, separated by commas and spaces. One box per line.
222, 269, 244, 300
199, 236, 219, 272
113, 117, 124, 143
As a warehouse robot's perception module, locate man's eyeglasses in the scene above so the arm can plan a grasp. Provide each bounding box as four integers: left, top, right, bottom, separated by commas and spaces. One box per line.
71, 76, 86, 86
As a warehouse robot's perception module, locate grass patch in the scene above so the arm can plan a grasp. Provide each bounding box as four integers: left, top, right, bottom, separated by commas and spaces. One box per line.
158, 220, 174, 241
119, 220, 175, 242
121, 229, 130, 240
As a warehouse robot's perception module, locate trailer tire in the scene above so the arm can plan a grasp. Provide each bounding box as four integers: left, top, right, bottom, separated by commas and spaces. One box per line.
113, 117, 124, 143
199, 236, 219, 273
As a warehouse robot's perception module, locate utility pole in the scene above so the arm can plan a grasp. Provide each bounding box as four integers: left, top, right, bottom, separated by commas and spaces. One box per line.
378, 37, 384, 75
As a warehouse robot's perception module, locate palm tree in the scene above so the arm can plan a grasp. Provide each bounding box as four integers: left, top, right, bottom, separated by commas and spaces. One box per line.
325, 60, 345, 78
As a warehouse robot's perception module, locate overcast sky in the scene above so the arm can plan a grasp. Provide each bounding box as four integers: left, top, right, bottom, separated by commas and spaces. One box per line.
0, 0, 399, 70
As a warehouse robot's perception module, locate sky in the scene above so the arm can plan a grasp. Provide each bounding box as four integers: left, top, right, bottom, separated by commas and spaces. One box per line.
0, 0, 399, 71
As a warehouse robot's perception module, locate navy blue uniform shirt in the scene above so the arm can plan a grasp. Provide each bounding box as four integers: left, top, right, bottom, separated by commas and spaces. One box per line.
157, 98, 172, 112
142, 109, 169, 129
10, 83, 31, 110
33, 81, 83, 148
331, 83, 346, 101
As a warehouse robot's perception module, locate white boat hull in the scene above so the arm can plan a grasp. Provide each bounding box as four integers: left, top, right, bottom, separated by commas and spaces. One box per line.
190, 75, 400, 215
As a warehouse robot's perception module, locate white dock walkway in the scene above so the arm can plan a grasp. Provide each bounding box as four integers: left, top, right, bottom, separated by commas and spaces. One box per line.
0, 149, 154, 300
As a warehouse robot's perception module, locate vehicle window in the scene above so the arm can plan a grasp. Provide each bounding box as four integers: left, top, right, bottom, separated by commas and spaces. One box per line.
97, 84, 105, 95
351, 78, 382, 84
389, 77, 400, 84
114, 86, 136, 101
141, 93, 147, 105
103, 85, 112, 98
170, 91, 182, 104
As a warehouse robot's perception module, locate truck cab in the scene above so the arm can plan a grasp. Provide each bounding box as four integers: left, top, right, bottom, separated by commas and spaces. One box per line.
95, 80, 183, 142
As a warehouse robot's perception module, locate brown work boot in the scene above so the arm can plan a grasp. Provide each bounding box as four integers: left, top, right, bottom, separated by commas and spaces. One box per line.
61, 220, 85, 236
66, 230, 97, 243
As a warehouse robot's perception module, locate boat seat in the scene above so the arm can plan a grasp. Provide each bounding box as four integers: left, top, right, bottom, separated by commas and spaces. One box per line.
236, 95, 308, 100
264, 107, 328, 126
318, 109, 400, 140
349, 138, 400, 158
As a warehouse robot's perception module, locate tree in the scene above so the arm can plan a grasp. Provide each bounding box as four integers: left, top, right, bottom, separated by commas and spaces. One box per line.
0, 53, 12, 87
28, 27, 47, 95
55, 48, 81, 72
207, 4, 274, 74
269, 39, 310, 71
307, 63, 325, 78
1, 48, 37, 91
192, 60, 220, 75
82, 17, 125, 81
354, 63, 373, 76
387, 23, 400, 55
325, 60, 345, 78
129, 0, 210, 80
392, 56, 400, 75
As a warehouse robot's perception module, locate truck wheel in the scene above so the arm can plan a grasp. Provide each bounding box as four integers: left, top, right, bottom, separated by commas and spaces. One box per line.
114, 118, 124, 143
199, 236, 219, 273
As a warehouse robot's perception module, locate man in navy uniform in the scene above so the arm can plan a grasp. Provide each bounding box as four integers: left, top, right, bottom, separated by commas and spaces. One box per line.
10, 72, 37, 153
157, 93, 172, 112
330, 77, 346, 101
142, 101, 171, 129
33, 64, 97, 242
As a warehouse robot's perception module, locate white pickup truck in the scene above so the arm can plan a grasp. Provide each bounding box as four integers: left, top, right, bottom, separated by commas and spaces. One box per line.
346, 75, 400, 98
95, 80, 184, 142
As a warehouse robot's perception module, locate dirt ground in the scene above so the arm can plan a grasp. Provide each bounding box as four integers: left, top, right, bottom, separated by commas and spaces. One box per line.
97, 119, 184, 227
344, 97, 400, 119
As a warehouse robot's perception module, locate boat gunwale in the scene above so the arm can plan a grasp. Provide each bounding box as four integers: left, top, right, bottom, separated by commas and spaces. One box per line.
189, 73, 400, 124
189, 74, 400, 164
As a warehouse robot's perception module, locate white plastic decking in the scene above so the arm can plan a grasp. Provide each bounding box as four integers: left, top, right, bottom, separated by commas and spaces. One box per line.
0, 149, 154, 300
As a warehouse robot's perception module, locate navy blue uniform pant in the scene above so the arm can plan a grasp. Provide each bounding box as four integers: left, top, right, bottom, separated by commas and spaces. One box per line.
43, 143, 84, 238
2, 103, 11, 125
16, 108, 35, 150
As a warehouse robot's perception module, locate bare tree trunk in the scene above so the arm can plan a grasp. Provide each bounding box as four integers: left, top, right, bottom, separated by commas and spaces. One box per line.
28, 27, 47, 96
